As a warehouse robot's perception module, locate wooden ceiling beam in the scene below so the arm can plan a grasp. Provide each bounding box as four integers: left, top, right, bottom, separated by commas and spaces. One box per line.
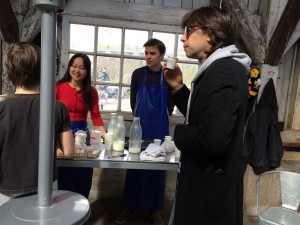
0, 0, 19, 43
265, 0, 300, 66
223, 0, 266, 65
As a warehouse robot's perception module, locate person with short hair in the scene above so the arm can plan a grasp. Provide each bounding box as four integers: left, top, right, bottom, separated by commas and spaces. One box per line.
163, 7, 251, 225
0, 42, 74, 206
115, 38, 174, 225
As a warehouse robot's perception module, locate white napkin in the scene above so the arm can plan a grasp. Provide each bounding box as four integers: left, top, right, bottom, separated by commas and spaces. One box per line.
140, 143, 166, 161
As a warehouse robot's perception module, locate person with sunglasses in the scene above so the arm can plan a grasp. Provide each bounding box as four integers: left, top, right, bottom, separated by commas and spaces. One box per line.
163, 7, 251, 225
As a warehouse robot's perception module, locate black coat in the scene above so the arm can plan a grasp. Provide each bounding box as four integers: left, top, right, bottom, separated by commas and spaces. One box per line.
244, 78, 284, 175
172, 58, 248, 225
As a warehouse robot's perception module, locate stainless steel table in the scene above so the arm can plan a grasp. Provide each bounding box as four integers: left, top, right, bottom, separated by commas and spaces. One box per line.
57, 149, 180, 171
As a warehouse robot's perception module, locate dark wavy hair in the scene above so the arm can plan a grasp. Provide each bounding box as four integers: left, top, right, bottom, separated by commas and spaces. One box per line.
57, 53, 92, 110
182, 7, 237, 56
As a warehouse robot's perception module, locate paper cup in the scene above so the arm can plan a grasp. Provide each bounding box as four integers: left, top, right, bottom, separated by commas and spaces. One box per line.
175, 146, 181, 158
166, 56, 178, 70
154, 139, 162, 146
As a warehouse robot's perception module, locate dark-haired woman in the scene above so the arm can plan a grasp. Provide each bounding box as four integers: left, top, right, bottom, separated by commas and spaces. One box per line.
56, 53, 106, 198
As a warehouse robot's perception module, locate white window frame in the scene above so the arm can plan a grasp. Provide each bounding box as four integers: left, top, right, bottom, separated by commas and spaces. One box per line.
60, 15, 197, 113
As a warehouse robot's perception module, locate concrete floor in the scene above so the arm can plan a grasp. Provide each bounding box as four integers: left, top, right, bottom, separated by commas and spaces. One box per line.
87, 199, 173, 225
86, 199, 258, 225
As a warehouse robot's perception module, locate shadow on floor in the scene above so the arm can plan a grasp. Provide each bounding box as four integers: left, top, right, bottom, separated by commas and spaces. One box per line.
87, 199, 258, 225
87, 199, 174, 225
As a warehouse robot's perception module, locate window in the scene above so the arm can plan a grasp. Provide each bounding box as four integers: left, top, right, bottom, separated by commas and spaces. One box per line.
62, 17, 198, 114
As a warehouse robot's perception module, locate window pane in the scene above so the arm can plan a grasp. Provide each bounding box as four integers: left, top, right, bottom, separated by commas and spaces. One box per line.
178, 62, 199, 89
153, 32, 175, 57
123, 58, 145, 85
98, 27, 122, 54
70, 24, 94, 52
121, 87, 131, 112
96, 56, 120, 83
96, 84, 118, 111
95, 67, 110, 83
124, 29, 148, 56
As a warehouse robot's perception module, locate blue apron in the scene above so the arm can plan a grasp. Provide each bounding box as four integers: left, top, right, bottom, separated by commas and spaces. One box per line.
58, 120, 93, 198
124, 69, 169, 211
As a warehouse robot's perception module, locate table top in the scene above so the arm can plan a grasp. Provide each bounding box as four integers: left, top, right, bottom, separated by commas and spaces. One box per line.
57, 149, 180, 171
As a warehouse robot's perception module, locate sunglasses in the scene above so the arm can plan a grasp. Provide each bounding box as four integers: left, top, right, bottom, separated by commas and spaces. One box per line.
183, 26, 200, 39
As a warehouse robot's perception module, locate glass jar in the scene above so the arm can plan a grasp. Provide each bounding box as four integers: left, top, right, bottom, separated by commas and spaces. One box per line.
112, 115, 125, 151
90, 128, 103, 150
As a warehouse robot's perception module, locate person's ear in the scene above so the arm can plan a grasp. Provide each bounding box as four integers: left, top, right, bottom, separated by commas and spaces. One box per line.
207, 36, 212, 44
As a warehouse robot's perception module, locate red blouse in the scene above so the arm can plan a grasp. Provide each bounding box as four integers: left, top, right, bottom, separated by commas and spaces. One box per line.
56, 82, 104, 126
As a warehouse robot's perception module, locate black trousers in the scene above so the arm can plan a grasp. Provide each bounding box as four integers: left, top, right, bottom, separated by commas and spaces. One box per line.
58, 167, 93, 199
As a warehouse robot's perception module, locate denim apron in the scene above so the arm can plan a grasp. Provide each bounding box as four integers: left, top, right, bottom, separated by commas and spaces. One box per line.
58, 120, 93, 198
124, 69, 169, 211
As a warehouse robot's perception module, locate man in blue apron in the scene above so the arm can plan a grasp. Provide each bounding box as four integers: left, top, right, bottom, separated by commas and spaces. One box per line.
115, 38, 174, 225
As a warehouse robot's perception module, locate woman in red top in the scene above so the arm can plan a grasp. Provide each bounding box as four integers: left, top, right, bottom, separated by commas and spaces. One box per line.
56, 53, 106, 198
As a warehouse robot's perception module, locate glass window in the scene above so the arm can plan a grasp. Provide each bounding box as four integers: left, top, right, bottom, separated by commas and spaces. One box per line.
96, 84, 119, 111
153, 32, 176, 57
96, 56, 120, 83
70, 24, 94, 52
121, 87, 131, 112
124, 29, 148, 56
98, 27, 122, 54
68, 22, 198, 114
